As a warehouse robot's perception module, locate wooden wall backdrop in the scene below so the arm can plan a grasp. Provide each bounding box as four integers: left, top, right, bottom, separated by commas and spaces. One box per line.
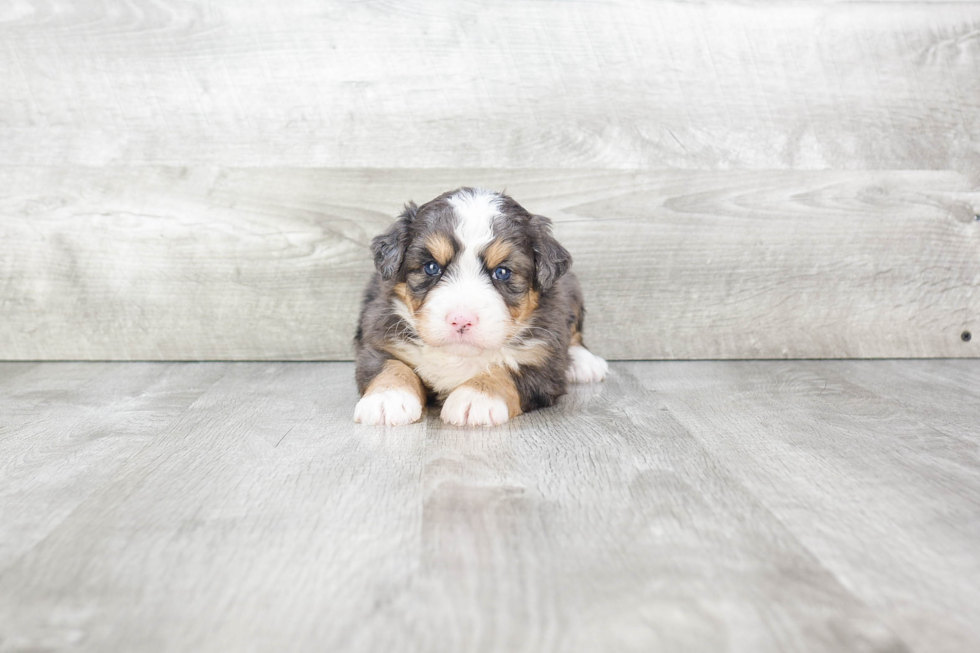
1, 0, 978, 360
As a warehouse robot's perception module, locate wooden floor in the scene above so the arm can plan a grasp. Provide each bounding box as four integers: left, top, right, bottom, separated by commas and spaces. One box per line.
1, 361, 978, 653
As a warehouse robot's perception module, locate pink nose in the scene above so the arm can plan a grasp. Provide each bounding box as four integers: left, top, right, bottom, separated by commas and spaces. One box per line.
447, 311, 479, 333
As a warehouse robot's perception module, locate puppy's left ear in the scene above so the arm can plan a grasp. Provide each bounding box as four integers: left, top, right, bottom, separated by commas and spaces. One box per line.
530, 214, 571, 292
371, 202, 417, 280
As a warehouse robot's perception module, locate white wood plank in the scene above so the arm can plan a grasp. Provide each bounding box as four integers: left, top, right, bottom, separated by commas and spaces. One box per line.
397, 373, 903, 653
0, 362, 907, 652
0, 363, 431, 652
0, 362, 228, 572
827, 359, 980, 439
563, 170, 980, 359
626, 360, 980, 653
0, 1, 977, 170
1, 167, 977, 360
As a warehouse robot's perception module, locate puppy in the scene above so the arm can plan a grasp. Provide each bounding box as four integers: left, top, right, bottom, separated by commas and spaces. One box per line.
353, 187, 607, 427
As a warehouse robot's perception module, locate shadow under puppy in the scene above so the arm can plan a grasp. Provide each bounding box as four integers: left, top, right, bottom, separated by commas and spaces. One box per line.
354, 187, 607, 427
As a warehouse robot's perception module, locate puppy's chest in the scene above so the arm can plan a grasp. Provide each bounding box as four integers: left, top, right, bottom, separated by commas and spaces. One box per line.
387, 342, 528, 395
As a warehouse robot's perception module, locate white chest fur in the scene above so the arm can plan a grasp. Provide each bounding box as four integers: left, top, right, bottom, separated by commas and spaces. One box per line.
387, 340, 542, 395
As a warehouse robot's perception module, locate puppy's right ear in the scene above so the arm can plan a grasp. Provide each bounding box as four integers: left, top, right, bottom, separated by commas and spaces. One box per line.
371, 202, 417, 280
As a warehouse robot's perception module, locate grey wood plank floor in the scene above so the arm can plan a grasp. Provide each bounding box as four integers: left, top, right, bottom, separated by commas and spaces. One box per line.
0, 361, 977, 653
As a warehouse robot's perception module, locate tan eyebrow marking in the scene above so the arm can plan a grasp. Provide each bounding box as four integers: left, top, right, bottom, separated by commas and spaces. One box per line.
482, 239, 513, 269
425, 233, 455, 266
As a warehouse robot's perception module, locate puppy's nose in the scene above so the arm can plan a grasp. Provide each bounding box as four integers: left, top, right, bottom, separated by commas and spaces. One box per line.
447, 311, 479, 333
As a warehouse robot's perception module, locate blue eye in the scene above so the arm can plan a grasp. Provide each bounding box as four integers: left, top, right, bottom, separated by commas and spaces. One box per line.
492, 266, 512, 281
423, 261, 442, 276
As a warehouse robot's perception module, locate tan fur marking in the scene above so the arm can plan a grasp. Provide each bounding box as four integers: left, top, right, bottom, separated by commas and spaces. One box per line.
461, 366, 522, 417
425, 233, 455, 266
509, 289, 540, 322
570, 303, 584, 346
483, 239, 513, 269
504, 289, 551, 368
412, 300, 437, 344
393, 282, 420, 314
364, 359, 426, 404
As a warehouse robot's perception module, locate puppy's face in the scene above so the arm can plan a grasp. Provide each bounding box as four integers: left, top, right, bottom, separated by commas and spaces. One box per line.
372, 188, 570, 355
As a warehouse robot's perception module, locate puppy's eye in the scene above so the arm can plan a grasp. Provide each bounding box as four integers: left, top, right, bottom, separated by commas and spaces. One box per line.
492, 266, 512, 281
423, 261, 442, 276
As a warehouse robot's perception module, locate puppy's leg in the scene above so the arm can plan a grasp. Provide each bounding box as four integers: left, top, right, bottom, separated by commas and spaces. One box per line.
354, 359, 426, 426
441, 366, 522, 427
566, 345, 608, 384
564, 288, 607, 384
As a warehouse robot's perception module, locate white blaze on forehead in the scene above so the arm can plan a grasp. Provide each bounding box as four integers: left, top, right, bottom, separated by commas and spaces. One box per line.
417, 188, 511, 353
447, 188, 500, 252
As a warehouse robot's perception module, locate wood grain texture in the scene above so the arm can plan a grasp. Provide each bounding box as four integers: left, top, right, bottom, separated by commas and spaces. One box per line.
2, 1, 979, 360
1, 167, 977, 360
626, 360, 980, 653
823, 359, 980, 438
0, 360, 922, 653
0, 362, 227, 573
2, 360, 979, 651
0, 1, 978, 170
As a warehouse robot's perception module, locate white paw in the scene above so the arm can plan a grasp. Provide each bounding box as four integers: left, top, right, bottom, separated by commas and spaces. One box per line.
566, 345, 608, 384
441, 386, 510, 427
354, 389, 423, 426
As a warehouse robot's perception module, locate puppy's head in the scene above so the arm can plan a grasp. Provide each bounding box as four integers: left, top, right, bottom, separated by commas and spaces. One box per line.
372, 188, 570, 355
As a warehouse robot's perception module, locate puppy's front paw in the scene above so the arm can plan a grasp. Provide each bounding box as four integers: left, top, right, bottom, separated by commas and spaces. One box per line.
567, 345, 608, 383
441, 386, 510, 427
354, 389, 423, 426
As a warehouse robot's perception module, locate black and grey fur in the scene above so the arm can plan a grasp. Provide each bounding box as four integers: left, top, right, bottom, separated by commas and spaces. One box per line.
354, 188, 590, 415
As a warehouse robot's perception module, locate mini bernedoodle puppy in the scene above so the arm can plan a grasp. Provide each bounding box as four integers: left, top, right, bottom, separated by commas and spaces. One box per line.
354, 187, 607, 427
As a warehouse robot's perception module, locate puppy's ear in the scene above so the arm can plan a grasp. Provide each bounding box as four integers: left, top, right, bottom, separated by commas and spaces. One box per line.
530, 214, 571, 292
371, 202, 417, 280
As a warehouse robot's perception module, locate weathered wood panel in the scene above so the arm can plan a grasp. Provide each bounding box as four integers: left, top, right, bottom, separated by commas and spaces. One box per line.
1, 167, 977, 360
1, 1, 979, 359
0, 1, 977, 170
0, 361, 922, 652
